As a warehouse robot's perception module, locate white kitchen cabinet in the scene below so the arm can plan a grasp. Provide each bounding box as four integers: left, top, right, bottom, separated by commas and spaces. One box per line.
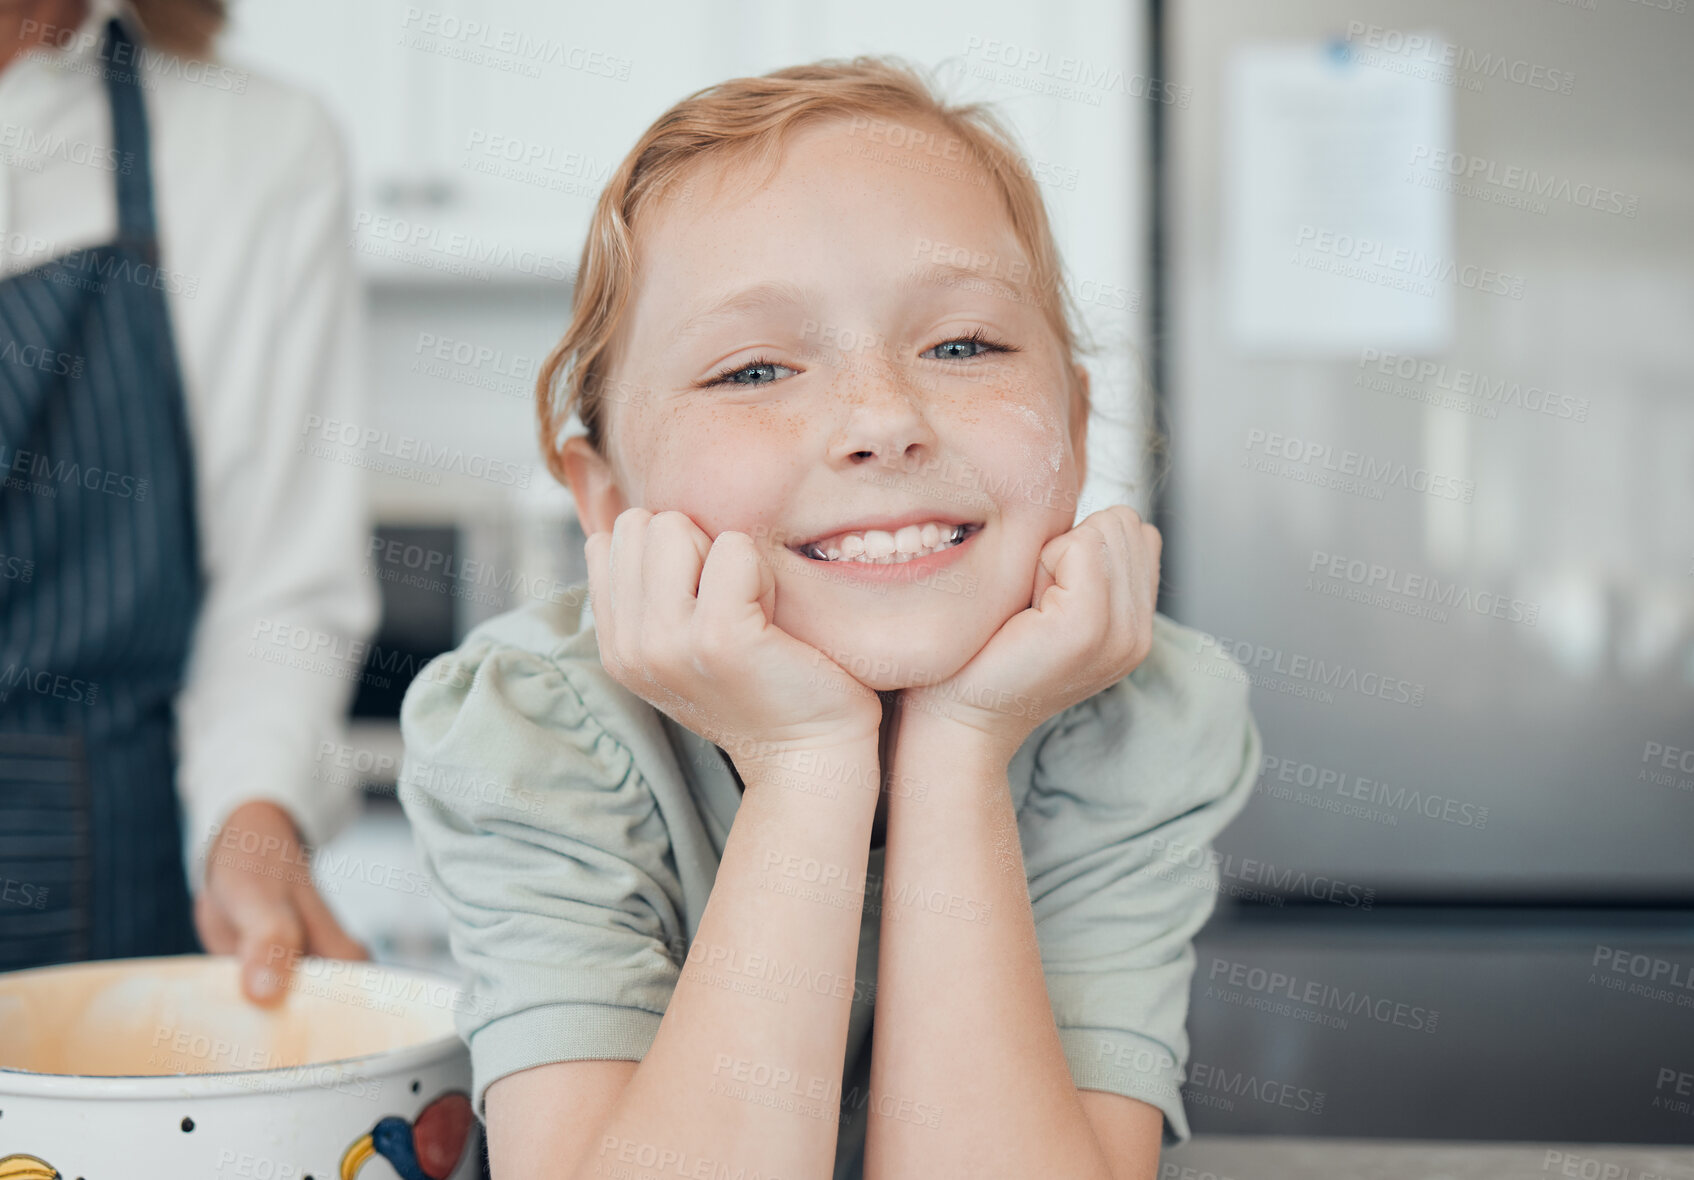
222, 0, 729, 285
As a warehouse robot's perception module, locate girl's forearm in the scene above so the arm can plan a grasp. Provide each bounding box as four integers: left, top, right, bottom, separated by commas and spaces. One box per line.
863, 719, 1119, 1180
571, 738, 881, 1180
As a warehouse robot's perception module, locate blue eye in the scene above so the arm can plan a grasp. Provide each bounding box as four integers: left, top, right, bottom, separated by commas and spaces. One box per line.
703, 358, 796, 388
925, 328, 1016, 361
697, 329, 1017, 389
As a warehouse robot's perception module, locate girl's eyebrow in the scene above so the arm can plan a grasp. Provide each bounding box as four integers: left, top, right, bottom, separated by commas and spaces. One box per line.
904, 260, 1031, 307
675, 265, 1030, 342
675, 280, 810, 340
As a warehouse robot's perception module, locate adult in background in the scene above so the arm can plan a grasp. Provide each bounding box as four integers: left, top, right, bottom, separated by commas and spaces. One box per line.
0, 0, 379, 1002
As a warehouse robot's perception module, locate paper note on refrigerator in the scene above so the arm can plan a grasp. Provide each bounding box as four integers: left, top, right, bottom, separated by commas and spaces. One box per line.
1224, 38, 1454, 355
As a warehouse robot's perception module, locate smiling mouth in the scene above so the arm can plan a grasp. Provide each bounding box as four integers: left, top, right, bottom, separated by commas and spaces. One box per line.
791, 522, 983, 564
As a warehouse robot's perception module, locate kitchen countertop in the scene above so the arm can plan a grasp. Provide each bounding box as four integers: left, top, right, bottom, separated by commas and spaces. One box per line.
1160, 1136, 1694, 1179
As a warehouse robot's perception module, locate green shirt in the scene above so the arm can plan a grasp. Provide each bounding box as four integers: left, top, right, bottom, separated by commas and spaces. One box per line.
398, 584, 1259, 1180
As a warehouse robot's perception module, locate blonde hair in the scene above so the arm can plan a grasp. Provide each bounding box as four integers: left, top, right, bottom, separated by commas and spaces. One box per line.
536, 53, 1102, 486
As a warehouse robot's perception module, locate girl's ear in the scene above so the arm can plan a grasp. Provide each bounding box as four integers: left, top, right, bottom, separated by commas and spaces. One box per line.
558, 435, 630, 536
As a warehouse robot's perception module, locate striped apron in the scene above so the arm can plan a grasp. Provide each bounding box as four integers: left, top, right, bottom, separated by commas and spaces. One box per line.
0, 17, 204, 968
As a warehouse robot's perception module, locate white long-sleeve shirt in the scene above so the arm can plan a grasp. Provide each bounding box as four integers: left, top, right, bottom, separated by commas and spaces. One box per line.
0, 0, 382, 892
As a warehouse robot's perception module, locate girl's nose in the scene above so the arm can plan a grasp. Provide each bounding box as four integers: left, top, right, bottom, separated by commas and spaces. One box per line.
829, 381, 940, 470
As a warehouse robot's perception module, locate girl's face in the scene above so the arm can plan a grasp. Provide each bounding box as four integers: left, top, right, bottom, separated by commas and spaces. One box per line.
561, 115, 1089, 692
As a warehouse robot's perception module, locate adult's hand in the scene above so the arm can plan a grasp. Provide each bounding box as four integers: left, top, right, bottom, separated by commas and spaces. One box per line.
194, 798, 368, 1005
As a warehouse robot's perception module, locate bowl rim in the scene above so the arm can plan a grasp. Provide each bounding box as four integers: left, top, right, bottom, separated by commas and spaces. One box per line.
0, 953, 470, 1099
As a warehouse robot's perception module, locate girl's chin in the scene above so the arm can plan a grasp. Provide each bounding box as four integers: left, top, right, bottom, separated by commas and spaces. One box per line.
785, 629, 974, 692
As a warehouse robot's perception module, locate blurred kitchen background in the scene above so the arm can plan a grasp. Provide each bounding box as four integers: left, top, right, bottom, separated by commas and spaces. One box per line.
216, 0, 1693, 1149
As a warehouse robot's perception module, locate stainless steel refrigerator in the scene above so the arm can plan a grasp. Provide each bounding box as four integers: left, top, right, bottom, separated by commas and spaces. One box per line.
1155, 0, 1694, 1143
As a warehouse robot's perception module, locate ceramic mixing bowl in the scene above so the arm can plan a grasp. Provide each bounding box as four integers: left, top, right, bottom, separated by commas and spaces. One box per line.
0, 954, 481, 1180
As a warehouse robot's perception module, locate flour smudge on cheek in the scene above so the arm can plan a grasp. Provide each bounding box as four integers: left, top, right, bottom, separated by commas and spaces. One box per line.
1006, 402, 1064, 474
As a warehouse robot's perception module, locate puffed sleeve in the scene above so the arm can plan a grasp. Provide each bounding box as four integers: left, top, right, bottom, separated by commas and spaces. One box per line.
397, 635, 689, 1119
1018, 614, 1260, 1146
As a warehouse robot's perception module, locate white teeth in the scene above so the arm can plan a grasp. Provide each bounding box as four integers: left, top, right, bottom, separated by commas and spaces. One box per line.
804, 523, 970, 564
862, 530, 897, 560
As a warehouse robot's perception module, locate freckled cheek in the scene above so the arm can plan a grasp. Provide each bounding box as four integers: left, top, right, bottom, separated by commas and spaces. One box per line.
969, 423, 1080, 521
989, 457, 1077, 548
643, 418, 807, 540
